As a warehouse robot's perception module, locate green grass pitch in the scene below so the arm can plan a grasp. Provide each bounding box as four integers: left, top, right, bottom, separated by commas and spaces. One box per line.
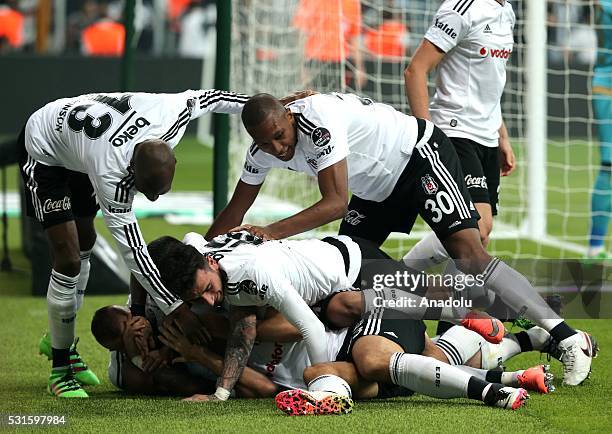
0, 137, 610, 432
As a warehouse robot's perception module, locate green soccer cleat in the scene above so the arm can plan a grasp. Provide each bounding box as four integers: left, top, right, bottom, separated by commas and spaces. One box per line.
39, 332, 100, 386
47, 368, 89, 398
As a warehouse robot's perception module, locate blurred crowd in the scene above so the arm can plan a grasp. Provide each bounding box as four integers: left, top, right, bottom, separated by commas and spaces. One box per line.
0, 0, 604, 66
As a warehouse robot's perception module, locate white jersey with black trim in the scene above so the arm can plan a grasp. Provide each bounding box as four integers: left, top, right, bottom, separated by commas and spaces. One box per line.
248, 328, 348, 390
240, 93, 426, 202
184, 231, 361, 364
424, 0, 515, 147
24, 90, 249, 314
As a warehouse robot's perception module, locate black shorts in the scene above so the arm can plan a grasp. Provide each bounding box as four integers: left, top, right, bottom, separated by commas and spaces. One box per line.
17, 128, 99, 229
451, 137, 500, 216
335, 308, 426, 363
339, 123, 480, 245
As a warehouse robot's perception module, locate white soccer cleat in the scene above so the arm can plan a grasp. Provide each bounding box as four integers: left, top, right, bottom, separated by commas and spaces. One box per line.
558, 331, 595, 386
486, 386, 529, 411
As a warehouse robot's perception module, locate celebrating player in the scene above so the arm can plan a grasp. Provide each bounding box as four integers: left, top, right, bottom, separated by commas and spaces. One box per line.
588, 1, 612, 260
21, 89, 249, 398
206, 92, 595, 386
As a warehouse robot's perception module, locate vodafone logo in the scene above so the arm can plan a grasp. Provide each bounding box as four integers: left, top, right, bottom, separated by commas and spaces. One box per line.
480, 47, 512, 59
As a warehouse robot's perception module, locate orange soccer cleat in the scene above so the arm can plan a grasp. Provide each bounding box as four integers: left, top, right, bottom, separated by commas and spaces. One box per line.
517, 364, 555, 394
460, 311, 505, 343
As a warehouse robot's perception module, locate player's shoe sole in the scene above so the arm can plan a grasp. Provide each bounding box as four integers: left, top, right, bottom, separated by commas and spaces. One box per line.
517, 365, 555, 394
461, 312, 504, 344
275, 389, 354, 416
39, 332, 100, 386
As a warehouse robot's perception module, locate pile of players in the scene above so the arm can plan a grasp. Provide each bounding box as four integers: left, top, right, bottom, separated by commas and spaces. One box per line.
25, 0, 604, 415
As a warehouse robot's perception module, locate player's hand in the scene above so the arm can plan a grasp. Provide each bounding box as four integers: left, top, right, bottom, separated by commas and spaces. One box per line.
123, 316, 152, 358
159, 320, 203, 362
229, 224, 276, 241
279, 89, 318, 105
142, 346, 173, 372
183, 394, 223, 402
498, 136, 516, 176
164, 303, 211, 345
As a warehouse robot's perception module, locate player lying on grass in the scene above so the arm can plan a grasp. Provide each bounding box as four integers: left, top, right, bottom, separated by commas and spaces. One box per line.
207, 92, 596, 386
144, 231, 511, 402
90, 299, 552, 412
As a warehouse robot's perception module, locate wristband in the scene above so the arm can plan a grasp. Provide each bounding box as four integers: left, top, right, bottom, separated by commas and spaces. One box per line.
130, 304, 145, 317
214, 386, 231, 401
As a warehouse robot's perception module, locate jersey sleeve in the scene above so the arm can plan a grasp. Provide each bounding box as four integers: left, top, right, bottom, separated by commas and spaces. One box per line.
183, 89, 250, 119
239, 143, 270, 185
300, 101, 349, 172
90, 174, 183, 315
423, 2, 470, 53
248, 265, 329, 364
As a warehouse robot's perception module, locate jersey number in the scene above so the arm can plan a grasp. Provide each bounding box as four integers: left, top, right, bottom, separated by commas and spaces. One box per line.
424, 191, 455, 223
67, 95, 132, 140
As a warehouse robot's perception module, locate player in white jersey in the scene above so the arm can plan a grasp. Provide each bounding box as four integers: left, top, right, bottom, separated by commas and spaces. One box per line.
205, 92, 595, 387
403, 0, 517, 328
18, 89, 249, 398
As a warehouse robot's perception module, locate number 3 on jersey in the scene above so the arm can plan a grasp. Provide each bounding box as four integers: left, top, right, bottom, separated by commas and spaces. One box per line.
68, 94, 132, 140
424, 191, 455, 223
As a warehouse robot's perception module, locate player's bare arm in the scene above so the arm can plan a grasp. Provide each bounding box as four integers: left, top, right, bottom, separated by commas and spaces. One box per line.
162, 303, 211, 345
404, 39, 445, 119
205, 180, 263, 240
184, 307, 257, 402
239, 159, 349, 240
498, 120, 516, 176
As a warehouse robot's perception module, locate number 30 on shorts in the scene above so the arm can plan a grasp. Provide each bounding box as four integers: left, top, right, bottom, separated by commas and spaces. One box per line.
424, 191, 455, 223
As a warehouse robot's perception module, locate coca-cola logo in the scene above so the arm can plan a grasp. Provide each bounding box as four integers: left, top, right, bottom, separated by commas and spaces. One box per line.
344, 210, 365, 226
464, 174, 488, 189
43, 196, 71, 214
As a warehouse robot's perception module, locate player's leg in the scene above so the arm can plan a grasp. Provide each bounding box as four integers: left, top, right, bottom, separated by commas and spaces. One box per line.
588, 79, 612, 258
414, 127, 595, 385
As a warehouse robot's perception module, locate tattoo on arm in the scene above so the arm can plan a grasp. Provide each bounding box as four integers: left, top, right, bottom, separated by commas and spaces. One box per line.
217, 308, 257, 391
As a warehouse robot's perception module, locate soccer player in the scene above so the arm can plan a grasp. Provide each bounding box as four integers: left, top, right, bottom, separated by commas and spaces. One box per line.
205, 92, 595, 386
403, 0, 516, 335
20, 89, 249, 398
588, 1, 612, 260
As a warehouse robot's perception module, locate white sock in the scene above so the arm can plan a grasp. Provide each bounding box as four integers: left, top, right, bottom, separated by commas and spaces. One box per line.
436, 326, 482, 365
76, 249, 92, 311
526, 327, 552, 351
307, 374, 352, 398
389, 352, 471, 399
47, 269, 79, 350
455, 366, 522, 387
402, 232, 449, 271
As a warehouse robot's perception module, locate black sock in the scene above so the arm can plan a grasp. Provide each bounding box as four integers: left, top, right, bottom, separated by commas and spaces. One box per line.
436, 321, 454, 336
51, 348, 70, 368
467, 376, 489, 401
514, 331, 533, 352
485, 370, 503, 384
549, 322, 577, 343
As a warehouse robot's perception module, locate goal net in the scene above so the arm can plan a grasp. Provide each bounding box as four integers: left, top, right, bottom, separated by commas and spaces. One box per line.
229, 0, 606, 260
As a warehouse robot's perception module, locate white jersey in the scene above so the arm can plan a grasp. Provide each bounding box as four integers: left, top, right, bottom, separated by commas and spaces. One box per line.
240, 93, 431, 202
25, 90, 249, 314
184, 231, 361, 364
425, 0, 515, 147
248, 328, 348, 389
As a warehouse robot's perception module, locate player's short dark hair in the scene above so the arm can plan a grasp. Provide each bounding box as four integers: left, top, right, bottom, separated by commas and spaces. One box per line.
147, 236, 207, 299
91, 305, 128, 348
241, 93, 286, 129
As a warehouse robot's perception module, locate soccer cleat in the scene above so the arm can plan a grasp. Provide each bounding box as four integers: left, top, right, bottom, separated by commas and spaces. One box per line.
275, 389, 354, 416
39, 332, 100, 386
517, 365, 555, 394
460, 311, 504, 344
558, 331, 595, 386
485, 385, 529, 411
47, 369, 89, 398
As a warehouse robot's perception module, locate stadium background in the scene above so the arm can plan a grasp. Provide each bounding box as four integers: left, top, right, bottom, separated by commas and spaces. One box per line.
0, 0, 610, 432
